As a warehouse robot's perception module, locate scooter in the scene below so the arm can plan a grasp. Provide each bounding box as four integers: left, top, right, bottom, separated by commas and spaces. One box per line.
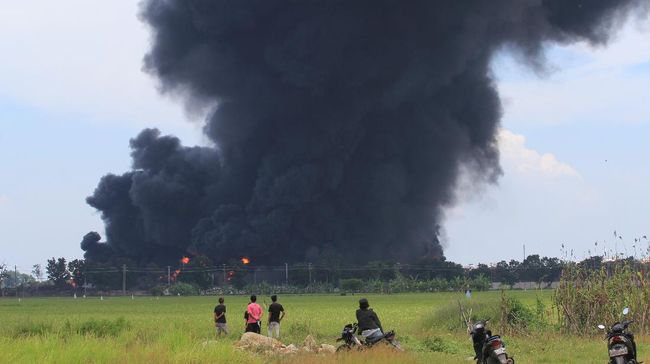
470, 319, 515, 364
336, 323, 402, 351
597, 307, 639, 364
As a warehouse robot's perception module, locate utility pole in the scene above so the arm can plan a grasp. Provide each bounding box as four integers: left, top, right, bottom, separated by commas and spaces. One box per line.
122, 264, 126, 296
523, 244, 526, 261
308, 262, 312, 286
167, 266, 171, 287
222, 264, 226, 286
14, 265, 18, 297
83, 272, 87, 297
285, 263, 289, 286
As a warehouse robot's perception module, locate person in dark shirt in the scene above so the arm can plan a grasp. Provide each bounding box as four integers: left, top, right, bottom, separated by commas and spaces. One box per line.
213, 297, 228, 336
356, 298, 383, 343
267, 295, 285, 338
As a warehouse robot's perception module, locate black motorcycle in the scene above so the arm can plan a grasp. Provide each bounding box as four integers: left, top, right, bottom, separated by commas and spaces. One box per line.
470, 319, 515, 364
336, 323, 402, 351
597, 307, 638, 364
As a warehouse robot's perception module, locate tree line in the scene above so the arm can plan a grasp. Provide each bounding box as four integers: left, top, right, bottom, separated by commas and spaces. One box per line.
1, 254, 593, 295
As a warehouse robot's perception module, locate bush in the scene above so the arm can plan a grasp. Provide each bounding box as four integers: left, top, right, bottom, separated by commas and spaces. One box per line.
13, 322, 53, 337
339, 278, 363, 292
421, 335, 459, 354
168, 282, 199, 296
470, 274, 492, 291
501, 295, 534, 333
64, 317, 130, 337
150, 285, 168, 296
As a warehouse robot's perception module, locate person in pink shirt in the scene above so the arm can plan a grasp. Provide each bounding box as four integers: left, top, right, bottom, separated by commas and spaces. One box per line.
244, 295, 263, 334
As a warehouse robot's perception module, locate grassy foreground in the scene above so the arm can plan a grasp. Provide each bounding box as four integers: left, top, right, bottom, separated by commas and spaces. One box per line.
1, 291, 648, 363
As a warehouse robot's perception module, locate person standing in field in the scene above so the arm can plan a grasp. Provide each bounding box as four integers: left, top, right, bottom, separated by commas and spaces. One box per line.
245, 295, 263, 334
267, 295, 285, 339
213, 297, 228, 336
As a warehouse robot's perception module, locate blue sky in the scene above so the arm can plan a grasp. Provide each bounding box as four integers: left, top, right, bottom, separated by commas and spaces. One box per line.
1, 2, 649, 272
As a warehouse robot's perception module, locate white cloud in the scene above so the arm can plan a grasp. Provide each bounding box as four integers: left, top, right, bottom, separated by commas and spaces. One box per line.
498, 129, 579, 178
0, 2, 198, 133
494, 19, 650, 126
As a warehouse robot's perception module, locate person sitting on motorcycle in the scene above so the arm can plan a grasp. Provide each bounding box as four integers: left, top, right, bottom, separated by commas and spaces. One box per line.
356, 298, 384, 343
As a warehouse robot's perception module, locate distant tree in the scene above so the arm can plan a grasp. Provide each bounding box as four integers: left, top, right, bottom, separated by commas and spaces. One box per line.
366, 261, 395, 281
67, 259, 86, 289
578, 255, 603, 271
0, 264, 10, 296
46, 257, 70, 289
84, 261, 121, 290
4, 272, 35, 288
179, 255, 213, 289
541, 256, 563, 283
340, 278, 363, 292
469, 263, 492, 280
32, 264, 43, 282
470, 274, 492, 291
520, 255, 543, 282
495, 260, 518, 289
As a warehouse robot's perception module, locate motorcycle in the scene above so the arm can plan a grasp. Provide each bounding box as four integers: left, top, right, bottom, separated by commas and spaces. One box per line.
336, 323, 402, 352
470, 319, 515, 364
597, 307, 638, 364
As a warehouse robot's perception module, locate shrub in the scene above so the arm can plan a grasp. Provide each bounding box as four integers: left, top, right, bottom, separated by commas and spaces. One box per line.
64, 317, 130, 337
470, 274, 491, 291
168, 282, 199, 296
421, 335, 459, 354
500, 294, 534, 334
13, 322, 53, 337
339, 278, 363, 292
150, 285, 168, 296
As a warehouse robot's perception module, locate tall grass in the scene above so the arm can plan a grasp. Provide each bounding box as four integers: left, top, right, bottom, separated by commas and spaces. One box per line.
1, 292, 648, 363
554, 262, 650, 334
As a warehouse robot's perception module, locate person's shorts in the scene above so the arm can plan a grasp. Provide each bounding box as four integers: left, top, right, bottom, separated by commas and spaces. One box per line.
246, 322, 261, 334
216, 322, 228, 334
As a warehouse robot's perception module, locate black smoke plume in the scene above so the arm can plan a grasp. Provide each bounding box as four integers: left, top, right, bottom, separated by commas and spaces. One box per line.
83, 0, 646, 265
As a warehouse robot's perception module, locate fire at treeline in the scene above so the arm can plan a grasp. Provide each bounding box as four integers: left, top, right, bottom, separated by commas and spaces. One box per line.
3, 254, 650, 297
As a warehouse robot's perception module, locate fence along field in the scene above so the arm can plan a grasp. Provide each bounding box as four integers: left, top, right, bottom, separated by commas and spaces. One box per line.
1, 287, 650, 363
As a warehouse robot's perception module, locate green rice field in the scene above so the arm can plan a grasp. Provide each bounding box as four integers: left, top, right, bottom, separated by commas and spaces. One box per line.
1, 291, 648, 363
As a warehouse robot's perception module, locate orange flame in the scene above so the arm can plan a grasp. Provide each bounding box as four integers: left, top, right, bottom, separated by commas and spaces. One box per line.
241, 257, 250, 265
181, 256, 190, 264
171, 269, 182, 281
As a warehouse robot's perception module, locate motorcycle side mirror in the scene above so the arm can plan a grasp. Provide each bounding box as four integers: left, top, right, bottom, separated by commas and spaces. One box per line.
623, 307, 630, 316
597, 324, 606, 330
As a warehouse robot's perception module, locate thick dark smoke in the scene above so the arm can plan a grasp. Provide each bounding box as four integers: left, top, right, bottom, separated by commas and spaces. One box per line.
83, 0, 646, 265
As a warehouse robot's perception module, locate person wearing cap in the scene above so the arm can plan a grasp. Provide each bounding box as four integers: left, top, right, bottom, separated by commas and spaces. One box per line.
356, 298, 384, 343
